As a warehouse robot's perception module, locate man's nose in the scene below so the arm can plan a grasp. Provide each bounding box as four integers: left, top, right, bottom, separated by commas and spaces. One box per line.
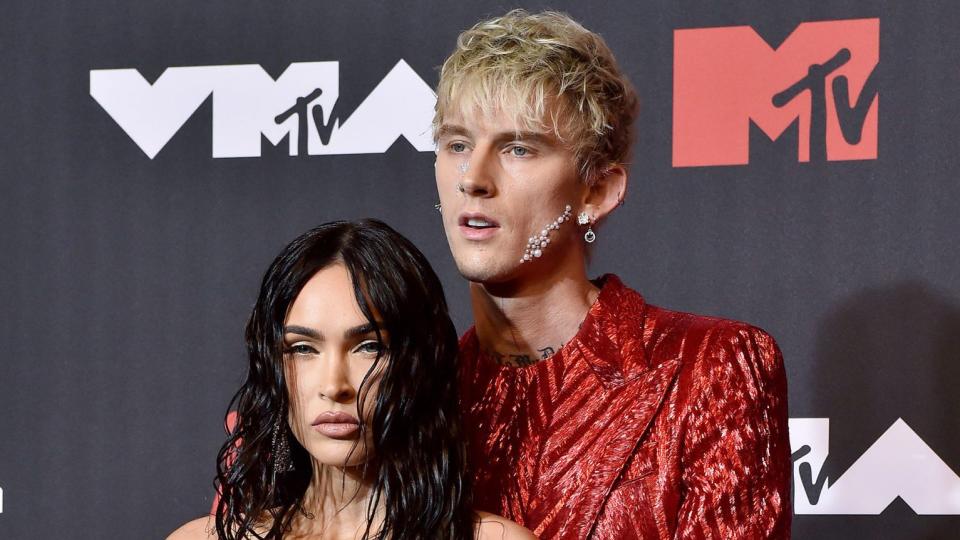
460, 146, 497, 198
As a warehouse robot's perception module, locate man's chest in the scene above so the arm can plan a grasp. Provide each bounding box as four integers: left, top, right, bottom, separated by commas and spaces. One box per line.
463, 355, 684, 537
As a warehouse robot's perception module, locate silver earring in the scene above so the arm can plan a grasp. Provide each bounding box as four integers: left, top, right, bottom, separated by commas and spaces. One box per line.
521, 205, 573, 263
578, 211, 596, 243
434, 202, 442, 213
584, 226, 596, 243
271, 415, 294, 474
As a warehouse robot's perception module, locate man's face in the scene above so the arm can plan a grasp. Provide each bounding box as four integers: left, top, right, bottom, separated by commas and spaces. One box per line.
435, 104, 586, 284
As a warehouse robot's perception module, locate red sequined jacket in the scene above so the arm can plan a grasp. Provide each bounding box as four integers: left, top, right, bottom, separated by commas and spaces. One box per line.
459, 275, 791, 539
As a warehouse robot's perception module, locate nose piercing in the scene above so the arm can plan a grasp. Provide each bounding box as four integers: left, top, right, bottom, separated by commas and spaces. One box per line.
456, 161, 469, 194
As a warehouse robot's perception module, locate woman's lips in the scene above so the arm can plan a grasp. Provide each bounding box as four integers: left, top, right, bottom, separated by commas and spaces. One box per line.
312, 411, 360, 439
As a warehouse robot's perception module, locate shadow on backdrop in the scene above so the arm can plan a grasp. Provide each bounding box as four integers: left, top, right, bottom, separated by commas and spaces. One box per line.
795, 279, 960, 539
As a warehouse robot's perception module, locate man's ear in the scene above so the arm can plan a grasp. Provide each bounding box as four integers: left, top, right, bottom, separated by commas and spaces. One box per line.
582, 164, 627, 222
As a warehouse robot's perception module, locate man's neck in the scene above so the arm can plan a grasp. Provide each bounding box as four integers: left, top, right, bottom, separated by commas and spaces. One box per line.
470, 264, 599, 366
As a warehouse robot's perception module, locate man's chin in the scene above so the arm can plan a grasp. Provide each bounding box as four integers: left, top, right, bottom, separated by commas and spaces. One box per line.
453, 257, 515, 285
457, 267, 504, 285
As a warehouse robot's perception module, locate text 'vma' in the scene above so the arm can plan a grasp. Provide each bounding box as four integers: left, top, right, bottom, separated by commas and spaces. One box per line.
90, 60, 436, 159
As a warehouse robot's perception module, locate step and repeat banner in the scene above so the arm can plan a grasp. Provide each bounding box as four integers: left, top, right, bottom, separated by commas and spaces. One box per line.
2, 1, 958, 538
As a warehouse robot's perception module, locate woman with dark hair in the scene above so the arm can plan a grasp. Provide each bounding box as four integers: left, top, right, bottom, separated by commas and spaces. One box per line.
169, 219, 533, 539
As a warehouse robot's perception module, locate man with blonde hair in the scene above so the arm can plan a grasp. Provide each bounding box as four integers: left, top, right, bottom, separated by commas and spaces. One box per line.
433, 10, 791, 539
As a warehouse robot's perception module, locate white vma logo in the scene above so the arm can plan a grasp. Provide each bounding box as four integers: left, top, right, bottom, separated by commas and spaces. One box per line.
89, 60, 436, 159
790, 418, 960, 514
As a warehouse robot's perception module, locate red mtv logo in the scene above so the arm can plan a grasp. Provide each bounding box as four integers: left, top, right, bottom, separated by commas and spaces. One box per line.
673, 18, 878, 167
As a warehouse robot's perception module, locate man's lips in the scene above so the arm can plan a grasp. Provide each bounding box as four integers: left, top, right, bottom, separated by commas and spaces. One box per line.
458, 212, 500, 240
312, 411, 360, 439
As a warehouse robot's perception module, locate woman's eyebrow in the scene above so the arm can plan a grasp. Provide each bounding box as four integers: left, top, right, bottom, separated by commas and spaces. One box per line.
284, 325, 323, 340
345, 322, 385, 339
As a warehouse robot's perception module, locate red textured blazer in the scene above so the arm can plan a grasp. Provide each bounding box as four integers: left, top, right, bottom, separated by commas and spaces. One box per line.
459, 275, 791, 539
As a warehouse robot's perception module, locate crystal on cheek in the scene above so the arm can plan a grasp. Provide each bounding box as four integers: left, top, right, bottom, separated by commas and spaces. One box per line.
521, 205, 573, 263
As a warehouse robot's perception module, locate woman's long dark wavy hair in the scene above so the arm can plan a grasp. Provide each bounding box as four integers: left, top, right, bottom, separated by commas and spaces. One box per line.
214, 219, 473, 539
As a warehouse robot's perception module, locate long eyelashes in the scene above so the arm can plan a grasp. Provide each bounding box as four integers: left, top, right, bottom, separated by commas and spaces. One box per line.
521, 205, 573, 263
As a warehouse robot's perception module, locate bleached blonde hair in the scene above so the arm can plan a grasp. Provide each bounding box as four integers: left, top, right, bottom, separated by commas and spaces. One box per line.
433, 9, 639, 183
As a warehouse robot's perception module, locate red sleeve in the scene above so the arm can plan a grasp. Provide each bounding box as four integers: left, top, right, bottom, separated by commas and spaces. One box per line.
676, 325, 792, 539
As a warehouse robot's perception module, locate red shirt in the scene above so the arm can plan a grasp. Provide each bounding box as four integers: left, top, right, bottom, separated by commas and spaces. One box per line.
459, 275, 791, 539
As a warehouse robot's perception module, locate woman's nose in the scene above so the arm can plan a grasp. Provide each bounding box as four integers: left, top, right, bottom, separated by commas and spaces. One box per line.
320, 358, 355, 403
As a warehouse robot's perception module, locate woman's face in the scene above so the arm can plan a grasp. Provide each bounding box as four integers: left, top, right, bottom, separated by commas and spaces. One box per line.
283, 263, 384, 468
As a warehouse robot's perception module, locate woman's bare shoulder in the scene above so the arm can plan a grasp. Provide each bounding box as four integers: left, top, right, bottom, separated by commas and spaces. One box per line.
167, 515, 218, 540
475, 511, 538, 540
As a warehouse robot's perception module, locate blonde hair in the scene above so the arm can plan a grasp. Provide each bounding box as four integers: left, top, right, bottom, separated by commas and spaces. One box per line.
433, 9, 639, 183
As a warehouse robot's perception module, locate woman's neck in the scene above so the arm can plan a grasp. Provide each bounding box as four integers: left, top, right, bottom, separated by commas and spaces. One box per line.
290, 462, 383, 539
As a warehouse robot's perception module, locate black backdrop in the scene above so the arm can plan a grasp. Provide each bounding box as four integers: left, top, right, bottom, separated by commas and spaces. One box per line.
2, 1, 959, 538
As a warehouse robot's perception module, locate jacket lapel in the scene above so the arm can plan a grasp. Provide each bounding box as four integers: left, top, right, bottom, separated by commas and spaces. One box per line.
552, 357, 681, 538
545, 275, 681, 537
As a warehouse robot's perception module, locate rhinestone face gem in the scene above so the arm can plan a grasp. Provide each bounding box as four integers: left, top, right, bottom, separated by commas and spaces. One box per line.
521, 205, 573, 263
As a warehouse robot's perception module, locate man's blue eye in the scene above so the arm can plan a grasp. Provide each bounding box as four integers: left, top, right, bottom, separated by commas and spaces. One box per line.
512, 146, 529, 156
450, 142, 466, 152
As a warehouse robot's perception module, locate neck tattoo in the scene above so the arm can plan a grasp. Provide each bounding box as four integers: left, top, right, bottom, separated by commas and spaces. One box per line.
484, 344, 565, 367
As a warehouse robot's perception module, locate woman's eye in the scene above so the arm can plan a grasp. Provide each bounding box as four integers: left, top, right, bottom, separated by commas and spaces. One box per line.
355, 341, 385, 355
287, 344, 316, 356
